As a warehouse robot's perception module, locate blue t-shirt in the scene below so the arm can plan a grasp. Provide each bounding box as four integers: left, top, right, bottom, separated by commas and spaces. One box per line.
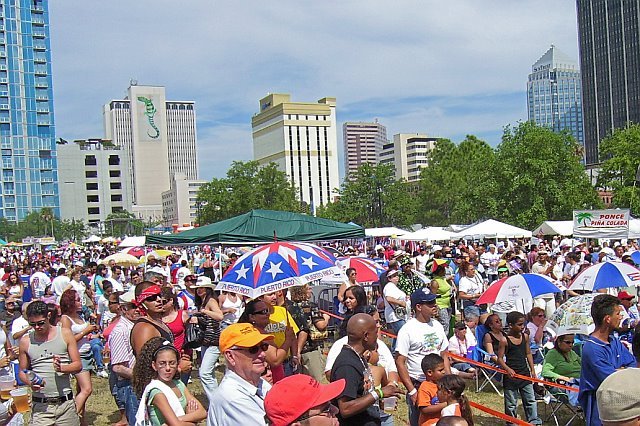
578, 335, 636, 426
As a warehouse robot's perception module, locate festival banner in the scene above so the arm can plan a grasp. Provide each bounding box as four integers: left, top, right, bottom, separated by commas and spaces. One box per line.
573, 209, 630, 239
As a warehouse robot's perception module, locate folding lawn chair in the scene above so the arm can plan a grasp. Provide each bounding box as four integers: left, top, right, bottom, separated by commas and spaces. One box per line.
473, 324, 503, 397
540, 379, 584, 426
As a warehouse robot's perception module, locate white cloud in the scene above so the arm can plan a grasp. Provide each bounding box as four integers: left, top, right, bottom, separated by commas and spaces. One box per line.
48, 1, 579, 179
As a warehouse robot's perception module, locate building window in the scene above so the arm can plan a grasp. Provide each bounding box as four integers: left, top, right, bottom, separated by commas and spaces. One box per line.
109, 170, 120, 178
86, 195, 99, 203
85, 171, 97, 178
110, 182, 121, 190
86, 183, 98, 190
84, 155, 97, 166
87, 207, 100, 215
111, 194, 122, 202
112, 206, 123, 213
108, 155, 120, 166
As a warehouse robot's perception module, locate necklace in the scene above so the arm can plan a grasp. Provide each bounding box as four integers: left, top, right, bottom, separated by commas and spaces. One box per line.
344, 344, 375, 393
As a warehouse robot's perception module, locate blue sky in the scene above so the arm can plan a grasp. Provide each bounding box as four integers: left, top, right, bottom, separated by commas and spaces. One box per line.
48, 1, 579, 181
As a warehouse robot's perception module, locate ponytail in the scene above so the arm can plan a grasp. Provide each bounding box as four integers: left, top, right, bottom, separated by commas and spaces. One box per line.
458, 393, 474, 426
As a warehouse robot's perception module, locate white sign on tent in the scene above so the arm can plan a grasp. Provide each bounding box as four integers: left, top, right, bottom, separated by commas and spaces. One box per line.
573, 209, 630, 239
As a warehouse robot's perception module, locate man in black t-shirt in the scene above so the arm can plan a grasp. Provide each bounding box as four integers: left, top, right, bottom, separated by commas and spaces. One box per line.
330, 313, 401, 426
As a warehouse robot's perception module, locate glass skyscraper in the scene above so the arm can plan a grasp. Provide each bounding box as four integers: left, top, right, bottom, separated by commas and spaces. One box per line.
0, 0, 59, 221
527, 45, 584, 155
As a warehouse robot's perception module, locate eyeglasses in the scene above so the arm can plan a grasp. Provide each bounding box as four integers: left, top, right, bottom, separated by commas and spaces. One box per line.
536, 314, 546, 318
349, 273, 357, 277
144, 294, 164, 303
108, 301, 120, 305
297, 404, 334, 421
252, 309, 270, 316
155, 360, 178, 368
561, 340, 574, 345
29, 319, 47, 327
231, 342, 269, 355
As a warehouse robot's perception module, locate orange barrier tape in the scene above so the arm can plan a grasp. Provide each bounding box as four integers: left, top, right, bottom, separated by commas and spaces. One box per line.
320, 309, 580, 393
469, 401, 532, 425
446, 352, 579, 393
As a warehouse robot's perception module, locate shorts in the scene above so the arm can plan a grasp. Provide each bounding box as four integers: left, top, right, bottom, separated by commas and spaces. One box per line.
79, 351, 94, 372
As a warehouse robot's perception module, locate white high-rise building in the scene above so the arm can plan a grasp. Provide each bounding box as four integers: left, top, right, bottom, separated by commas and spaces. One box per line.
379, 133, 438, 182
252, 93, 339, 209
103, 84, 198, 220
161, 173, 207, 227
343, 121, 387, 177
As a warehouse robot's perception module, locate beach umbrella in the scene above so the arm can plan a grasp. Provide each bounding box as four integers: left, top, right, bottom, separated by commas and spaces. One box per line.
569, 261, 640, 291
629, 251, 640, 265
322, 246, 345, 258
546, 293, 598, 336
100, 252, 141, 268
217, 242, 340, 298
336, 256, 385, 283
476, 273, 562, 306
120, 246, 145, 258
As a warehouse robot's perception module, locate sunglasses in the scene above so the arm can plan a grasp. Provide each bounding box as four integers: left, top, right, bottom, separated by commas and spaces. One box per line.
29, 319, 47, 327
252, 309, 270, 316
297, 403, 334, 421
144, 294, 164, 303
536, 314, 546, 317
232, 342, 269, 354
561, 340, 574, 345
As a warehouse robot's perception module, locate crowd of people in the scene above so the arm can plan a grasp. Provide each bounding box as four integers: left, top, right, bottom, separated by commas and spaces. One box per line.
0, 237, 636, 426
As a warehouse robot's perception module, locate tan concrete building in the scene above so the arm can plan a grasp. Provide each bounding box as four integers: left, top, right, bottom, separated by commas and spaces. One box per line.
378, 133, 438, 182
252, 94, 339, 209
161, 173, 206, 227
343, 121, 387, 177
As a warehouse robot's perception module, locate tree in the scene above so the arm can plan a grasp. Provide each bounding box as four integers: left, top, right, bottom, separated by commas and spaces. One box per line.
105, 210, 144, 237
57, 218, 88, 242
418, 136, 498, 225
40, 207, 54, 237
196, 161, 302, 225
597, 124, 640, 215
316, 163, 417, 228
494, 122, 601, 229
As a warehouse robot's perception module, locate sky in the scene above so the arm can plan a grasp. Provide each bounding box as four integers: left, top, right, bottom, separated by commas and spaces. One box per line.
48, 1, 580, 181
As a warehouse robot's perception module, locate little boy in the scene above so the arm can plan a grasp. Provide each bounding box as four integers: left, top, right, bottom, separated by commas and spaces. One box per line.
417, 353, 448, 426
496, 311, 542, 425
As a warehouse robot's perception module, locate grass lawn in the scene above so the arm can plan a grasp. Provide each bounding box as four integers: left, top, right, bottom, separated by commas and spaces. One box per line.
84, 369, 583, 425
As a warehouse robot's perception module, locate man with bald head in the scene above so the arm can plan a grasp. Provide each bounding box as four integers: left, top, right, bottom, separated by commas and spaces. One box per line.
330, 313, 401, 425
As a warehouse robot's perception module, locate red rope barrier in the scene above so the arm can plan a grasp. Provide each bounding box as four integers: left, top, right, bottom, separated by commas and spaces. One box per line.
320, 309, 580, 393
469, 401, 533, 425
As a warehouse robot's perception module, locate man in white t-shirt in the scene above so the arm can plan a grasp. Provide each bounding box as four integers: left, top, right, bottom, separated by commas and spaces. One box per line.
51, 266, 70, 301
175, 260, 191, 289
480, 244, 500, 283
414, 248, 429, 274
29, 264, 51, 299
382, 270, 407, 351
395, 289, 451, 426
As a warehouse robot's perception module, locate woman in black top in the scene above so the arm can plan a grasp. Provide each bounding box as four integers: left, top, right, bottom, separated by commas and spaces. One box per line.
339, 286, 379, 338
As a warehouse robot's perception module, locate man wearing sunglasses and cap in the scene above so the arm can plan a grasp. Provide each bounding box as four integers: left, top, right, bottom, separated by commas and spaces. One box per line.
208, 322, 274, 426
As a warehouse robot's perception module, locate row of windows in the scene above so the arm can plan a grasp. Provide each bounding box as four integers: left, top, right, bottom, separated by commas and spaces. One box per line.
86, 182, 121, 190
84, 155, 120, 166
85, 169, 121, 178
87, 194, 122, 203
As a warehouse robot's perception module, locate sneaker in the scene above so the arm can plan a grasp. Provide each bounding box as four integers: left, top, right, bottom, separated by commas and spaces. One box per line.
96, 369, 109, 378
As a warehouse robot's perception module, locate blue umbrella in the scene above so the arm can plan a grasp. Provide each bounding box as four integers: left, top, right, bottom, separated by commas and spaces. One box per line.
217, 242, 340, 298
630, 251, 640, 265
569, 261, 640, 291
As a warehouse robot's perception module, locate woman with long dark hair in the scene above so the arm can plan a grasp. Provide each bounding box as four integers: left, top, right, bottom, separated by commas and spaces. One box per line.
193, 278, 223, 403
161, 287, 190, 384
338, 285, 379, 338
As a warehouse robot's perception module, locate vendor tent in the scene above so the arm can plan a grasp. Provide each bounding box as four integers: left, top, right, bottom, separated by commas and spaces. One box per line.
452, 219, 532, 239
531, 221, 573, 236
145, 209, 365, 245
629, 219, 640, 239
365, 227, 408, 237
402, 227, 454, 242
119, 236, 146, 247
82, 235, 100, 243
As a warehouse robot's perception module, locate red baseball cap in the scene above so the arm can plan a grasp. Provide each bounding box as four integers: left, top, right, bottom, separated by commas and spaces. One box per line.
617, 290, 634, 300
264, 375, 345, 426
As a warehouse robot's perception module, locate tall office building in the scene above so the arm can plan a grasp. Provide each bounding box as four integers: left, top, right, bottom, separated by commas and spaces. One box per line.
57, 139, 133, 225
527, 45, 584, 152
343, 121, 387, 177
378, 133, 438, 183
0, 0, 59, 221
103, 84, 198, 220
252, 93, 340, 209
577, 0, 640, 165
161, 173, 206, 227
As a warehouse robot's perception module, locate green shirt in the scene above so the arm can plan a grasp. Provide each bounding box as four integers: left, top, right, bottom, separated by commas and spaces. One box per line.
433, 277, 451, 309
542, 348, 581, 380
148, 380, 187, 426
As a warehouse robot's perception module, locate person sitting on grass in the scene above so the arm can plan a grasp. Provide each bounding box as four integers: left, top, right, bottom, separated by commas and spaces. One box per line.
132, 337, 206, 426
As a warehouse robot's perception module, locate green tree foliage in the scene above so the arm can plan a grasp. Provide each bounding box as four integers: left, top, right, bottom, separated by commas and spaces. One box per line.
418, 136, 498, 225
494, 122, 601, 229
105, 210, 145, 237
597, 124, 640, 215
196, 161, 302, 225
316, 163, 417, 228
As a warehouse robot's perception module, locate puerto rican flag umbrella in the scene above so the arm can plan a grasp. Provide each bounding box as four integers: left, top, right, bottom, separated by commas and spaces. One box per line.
476, 273, 562, 305
218, 242, 340, 299
569, 261, 640, 291
119, 246, 145, 258
336, 256, 386, 283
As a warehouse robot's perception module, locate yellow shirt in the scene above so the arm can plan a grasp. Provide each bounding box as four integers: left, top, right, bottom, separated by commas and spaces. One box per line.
264, 305, 299, 349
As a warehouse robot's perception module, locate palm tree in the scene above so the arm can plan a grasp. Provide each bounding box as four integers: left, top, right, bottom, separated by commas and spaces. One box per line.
40, 207, 54, 237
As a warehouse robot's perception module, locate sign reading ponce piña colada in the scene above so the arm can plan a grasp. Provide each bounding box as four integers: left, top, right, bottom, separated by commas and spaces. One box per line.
573, 209, 630, 239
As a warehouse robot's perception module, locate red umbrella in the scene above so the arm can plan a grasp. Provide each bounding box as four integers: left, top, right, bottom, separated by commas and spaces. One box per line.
120, 246, 145, 258
336, 257, 385, 283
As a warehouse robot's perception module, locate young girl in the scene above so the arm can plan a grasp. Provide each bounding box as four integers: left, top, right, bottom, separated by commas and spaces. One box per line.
132, 337, 206, 426
436, 375, 474, 425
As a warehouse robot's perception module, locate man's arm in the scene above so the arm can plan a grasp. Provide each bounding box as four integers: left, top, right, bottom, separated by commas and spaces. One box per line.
131, 323, 159, 356
395, 354, 416, 403
112, 362, 133, 380
17, 336, 31, 387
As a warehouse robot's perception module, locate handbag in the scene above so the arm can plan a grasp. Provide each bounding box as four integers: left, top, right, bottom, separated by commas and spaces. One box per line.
184, 321, 204, 349
198, 314, 221, 347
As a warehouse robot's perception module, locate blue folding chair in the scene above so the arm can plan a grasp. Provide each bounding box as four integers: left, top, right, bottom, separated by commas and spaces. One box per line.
473, 324, 503, 396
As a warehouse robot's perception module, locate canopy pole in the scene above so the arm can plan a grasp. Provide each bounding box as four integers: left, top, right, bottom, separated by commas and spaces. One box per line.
219, 245, 223, 280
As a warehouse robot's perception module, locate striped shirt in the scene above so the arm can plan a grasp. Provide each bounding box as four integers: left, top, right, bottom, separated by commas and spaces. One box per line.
108, 315, 135, 370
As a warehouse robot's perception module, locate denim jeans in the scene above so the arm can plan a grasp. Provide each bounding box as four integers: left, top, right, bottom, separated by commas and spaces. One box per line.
387, 319, 405, 352
90, 337, 105, 370
406, 391, 420, 426
504, 384, 542, 425
121, 382, 139, 425
199, 345, 220, 403
380, 411, 394, 426
437, 307, 451, 335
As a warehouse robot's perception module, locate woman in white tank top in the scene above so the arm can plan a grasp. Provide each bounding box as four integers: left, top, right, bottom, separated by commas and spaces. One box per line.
218, 291, 244, 329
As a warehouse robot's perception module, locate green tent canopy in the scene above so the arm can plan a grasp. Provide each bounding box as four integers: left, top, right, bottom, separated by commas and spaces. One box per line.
146, 209, 365, 245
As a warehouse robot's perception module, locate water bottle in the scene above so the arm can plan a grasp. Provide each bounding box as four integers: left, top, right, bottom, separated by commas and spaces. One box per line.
22, 369, 44, 387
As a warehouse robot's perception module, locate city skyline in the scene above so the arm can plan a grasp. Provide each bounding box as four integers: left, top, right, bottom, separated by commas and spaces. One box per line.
48, 1, 580, 181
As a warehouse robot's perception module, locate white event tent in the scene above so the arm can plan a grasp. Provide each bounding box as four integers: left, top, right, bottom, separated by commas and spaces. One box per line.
452, 219, 532, 239
402, 227, 454, 242
365, 227, 408, 237
531, 221, 573, 236
119, 236, 146, 247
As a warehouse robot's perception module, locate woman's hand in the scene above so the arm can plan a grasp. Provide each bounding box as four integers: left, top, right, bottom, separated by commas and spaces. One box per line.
0, 356, 10, 368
